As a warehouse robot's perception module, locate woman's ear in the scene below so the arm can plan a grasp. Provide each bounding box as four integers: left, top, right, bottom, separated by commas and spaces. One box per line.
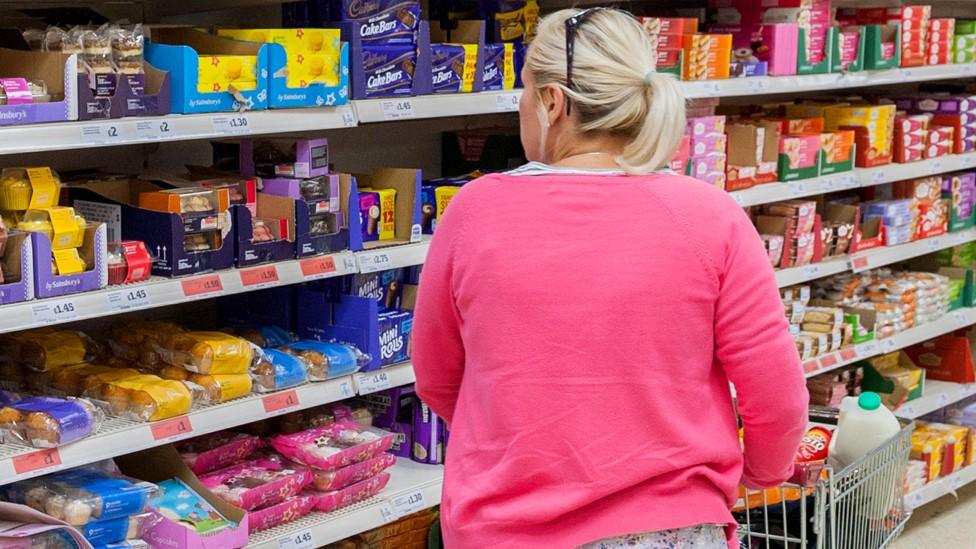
540, 84, 565, 128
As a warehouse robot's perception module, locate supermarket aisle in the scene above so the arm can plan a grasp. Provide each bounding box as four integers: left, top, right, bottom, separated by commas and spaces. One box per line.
894, 483, 976, 548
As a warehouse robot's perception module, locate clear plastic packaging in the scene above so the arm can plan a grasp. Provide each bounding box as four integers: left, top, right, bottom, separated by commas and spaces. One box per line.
308, 472, 391, 513
250, 348, 308, 393
111, 24, 144, 75
0, 167, 61, 211
155, 331, 254, 375
186, 373, 253, 404
198, 458, 312, 511
0, 466, 159, 526
176, 431, 264, 475
107, 321, 185, 370
0, 395, 104, 448
93, 540, 150, 549
307, 453, 396, 492
89, 375, 195, 422
81, 512, 158, 546
224, 325, 296, 348
0, 528, 83, 549
17, 208, 87, 250
246, 494, 316, 534
0, 329, 100, 372
0, 78, 50, 105
270, 421, 395, 472
274, 404, 372, 434
275, 340, 369, 381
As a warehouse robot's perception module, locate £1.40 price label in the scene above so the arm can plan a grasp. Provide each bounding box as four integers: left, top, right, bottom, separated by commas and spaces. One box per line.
181, 275, 224, 298
357, 371, 392, 395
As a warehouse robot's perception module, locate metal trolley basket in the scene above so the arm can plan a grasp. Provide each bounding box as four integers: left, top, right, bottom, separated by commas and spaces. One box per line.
735, 419, 915, 549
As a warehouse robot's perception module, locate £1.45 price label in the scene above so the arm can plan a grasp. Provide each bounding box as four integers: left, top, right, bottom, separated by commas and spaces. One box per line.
107, 287, 152, 312
278, 529, 315, 549
31, 299, 79, 325
181, 275, 224, 298
12, 448, 62, 475
381, 99, 415, 120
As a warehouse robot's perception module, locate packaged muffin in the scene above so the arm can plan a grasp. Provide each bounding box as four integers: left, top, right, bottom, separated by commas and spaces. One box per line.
81, 368, 142, 400
0, 395, 103, 448
246, 494, 317, 534
0, 465, 159, 526
0, 216, 7, 256
51, 364, 116, 396
17, 207, 87, 250
81, 512, 157, 546
108, 321, 185, 369
307, 453, 396, 492
0, 167, 61, 210
188, 373, 252, 404
276, 340, 369, 381
250, 348, 308, 393
155, 331, 254, 374
94, 376, 194, 422
1, 329, 101, 372
177, 431, 264, 475
225, 325, 296, 348
199, 458, 312, 511
270, 421, 395, 472
308, 472, 391, 513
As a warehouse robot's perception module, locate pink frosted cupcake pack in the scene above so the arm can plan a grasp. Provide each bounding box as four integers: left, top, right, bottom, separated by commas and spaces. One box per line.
270, 421, 395, 471
177, 432, 264, 475
308, 453, 397, 491
309, 472, 391, 513
247, 495, 317, 534
199, 458, 312, 511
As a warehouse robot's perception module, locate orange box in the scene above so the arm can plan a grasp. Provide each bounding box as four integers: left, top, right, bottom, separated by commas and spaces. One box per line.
138, 187, 230, 215
682, 34, 732, 80
821, 130, 855, 164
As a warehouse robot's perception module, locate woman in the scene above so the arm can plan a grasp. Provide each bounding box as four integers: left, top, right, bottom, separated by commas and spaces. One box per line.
411, 8, 808, 549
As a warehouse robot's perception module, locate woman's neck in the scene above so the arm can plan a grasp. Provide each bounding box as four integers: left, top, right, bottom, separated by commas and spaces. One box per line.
547, 136, 626, 170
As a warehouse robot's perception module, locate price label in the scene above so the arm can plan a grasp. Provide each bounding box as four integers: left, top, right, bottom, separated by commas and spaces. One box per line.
300, 255, 337, 279
907, 491, 923, 508
952, 310, 971, 328
12, 448, 62, 475
953, 231, 971, 245
31, 299, 79, 325
900, 405, 915, 418
359, 252, 391, 273
731, 192, 746, 206
338, 379, 355, 398
803, 359, 822, 374
81, 123, 126, 144
787, 181, 805, 197
135, 120, 175, 140
240, 265, 280, 288
343, 255, 357, 272
338, 106, 356, 128
949, 472, 965, 490
802, 264, 822, 281
931, 159, 944, 173
936, 392, 950, 408
747, 79, 767, 93
820, 354, 838, 368
842, 173, 860, 189
381, 99, 415, 120
150, 415, 193, 442
703, 82, 723, 97
107, 287, 152, 312
821, 176, 837, 192
881, 337, 898, 353
858, 340, 880, 358
926, 237, 943, 252
870, 169, 888, 184
211, 114, 252, 134
357, 371, 392, 395
378, 502, 397, 523
851, 255, 870, 273
278, 529, 315, 549
390, 490, 427, 517
181, 275, 224, 298
263, 390, 301, 414
495, 92, 520, 112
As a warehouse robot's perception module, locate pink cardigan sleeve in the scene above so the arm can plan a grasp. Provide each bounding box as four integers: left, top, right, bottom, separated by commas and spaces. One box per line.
715, 210, 810, 489
411, 193, 468, 425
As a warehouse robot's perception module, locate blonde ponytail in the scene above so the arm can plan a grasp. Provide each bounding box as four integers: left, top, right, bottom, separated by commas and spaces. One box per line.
527, 9, 687, 174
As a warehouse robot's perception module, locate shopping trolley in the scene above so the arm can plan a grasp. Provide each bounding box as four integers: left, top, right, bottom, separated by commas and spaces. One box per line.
734, 417, 915, 549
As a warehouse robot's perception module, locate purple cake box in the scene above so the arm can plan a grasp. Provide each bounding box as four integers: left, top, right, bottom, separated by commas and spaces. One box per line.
342, 20, 433, 99
261, 175, 340, 213
70, 182, 234, 278
362, 386, 416, 458
914, 96, 976, 114
30, 224, 108, 298
240, 138, 330, 179
0, 48, 78, 126
332, 0, 421, 44
377, 309, 412, 367
232, 203, 296, 267
347, 269, 405, 312
0, 232, 34, 305
76, 63, 172, 120
412, 400, 442, 465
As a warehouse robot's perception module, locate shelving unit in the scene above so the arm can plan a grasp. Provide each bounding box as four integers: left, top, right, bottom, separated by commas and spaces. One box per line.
905, 464, 976, 510
895, 379, 976, 420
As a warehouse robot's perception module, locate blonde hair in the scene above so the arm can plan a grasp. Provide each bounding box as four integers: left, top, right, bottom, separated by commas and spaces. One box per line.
526, 9, 686, 174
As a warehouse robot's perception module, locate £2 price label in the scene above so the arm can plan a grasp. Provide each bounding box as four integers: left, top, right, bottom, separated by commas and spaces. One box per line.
240, 265, 280, 288
150, 416, 193, 442
278, 529, 315, 549
12, 448, 62, 475
181, 275, 224, 298
135, 120, 175, 140
262, 390, 300, 414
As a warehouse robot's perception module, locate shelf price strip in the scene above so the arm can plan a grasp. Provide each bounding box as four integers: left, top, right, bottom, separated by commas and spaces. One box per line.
12, 448, 62, 475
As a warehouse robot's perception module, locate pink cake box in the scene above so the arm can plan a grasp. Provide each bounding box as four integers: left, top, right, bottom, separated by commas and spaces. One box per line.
247, 495, 317, 534
687, 115, 726, 138
691, 133, 728, 156
760, 23, 798, 75
696, 171, 727, 189
199, 459, 313, 511
691, 153, 728, 178
308, 472, 391, 513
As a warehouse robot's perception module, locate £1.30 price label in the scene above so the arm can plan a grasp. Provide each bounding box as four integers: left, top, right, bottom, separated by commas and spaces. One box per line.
212, 115, 252, 134
390, 490, 427, 517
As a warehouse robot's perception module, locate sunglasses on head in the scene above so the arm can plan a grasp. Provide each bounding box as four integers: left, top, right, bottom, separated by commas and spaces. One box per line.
563, 7, 634, 114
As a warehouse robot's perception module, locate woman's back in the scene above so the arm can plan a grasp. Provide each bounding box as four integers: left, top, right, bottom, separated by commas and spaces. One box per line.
411, 169, 808, 548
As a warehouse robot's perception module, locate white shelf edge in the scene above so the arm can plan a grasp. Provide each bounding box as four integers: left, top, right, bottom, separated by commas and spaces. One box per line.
804, 308, 976, 379
731, 153, 976, 207
353, 90, 521, 123
246, 461, 444, 549
355, 240, 431, 273
906, 463, 976, 510
895, 379, 976, 420
0, 362, 416, 486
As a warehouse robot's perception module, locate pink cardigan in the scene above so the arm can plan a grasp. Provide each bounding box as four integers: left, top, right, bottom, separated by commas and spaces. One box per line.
411, 170, 809, 549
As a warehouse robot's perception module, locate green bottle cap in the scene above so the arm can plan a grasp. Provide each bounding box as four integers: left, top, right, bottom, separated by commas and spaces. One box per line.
859, 392, 882, 411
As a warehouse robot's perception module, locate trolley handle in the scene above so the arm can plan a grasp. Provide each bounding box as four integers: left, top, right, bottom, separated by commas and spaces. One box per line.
789, 461, 824, 487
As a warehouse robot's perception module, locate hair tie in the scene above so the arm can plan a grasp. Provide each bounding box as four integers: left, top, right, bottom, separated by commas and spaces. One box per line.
643, 70, 655, 86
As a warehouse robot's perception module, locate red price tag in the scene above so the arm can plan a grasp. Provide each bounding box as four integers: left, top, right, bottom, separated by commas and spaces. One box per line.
803, 359, 821, 373
851, 256, 869, 271
820, 354, 838, 368
12, 448, 61, 475
181, 275, 223, 297
300, 256, 337, 278
840, 348, 858, 361
150, 416, 193, 441
240, 265, 280, 287
262, 390, 300, 413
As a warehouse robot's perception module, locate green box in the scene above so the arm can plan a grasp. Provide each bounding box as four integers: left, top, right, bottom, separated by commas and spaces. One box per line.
819, 142, 855, 176
863, 24, 902, 70
954, 35, 976, 64
659, 49, 682, 79
777, 153, 819, 181
798, 26, 833, 75
957, 20, 976, 35
861, 353, 925, 407
830, 26, 865, 73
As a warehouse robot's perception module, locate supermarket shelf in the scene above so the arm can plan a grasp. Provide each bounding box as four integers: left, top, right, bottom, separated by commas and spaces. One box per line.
905, 464, 976, 510
0, 107, 356, 156
247, 461, 444, 549
356, 240, 431, 273
775, 227, 976, 288
895, 380, 976, 419
803, 308, 976, 378
0, 361, 417, 485
353, 90, 521, 123
0, 251, 358, 335
731, 153, 976, 208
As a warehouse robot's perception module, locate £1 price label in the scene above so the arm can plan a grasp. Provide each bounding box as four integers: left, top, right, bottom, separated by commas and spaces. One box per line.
12, 448, 62, 475
495, 92, 520, 112
150, 416, 193, 442
240, 265, 280, 288
31, 299, 79, 325
262, 390, 300, 414
357, 371, 392, 395
181, 275, 224, 298
107, 287, 152, 312
278, 528, 315, 549
390, 490, 427, 518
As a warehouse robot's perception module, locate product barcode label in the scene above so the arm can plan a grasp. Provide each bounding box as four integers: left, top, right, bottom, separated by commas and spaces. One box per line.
338, 106, 356, 128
